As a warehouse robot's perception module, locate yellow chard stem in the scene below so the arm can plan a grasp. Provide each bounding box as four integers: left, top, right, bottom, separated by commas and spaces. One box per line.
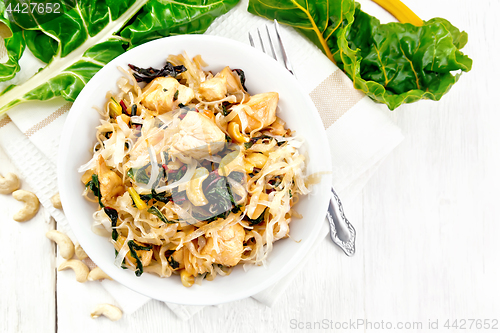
372, 0, 423, 26
290, 0, 335, 62
128, 188, 148, 210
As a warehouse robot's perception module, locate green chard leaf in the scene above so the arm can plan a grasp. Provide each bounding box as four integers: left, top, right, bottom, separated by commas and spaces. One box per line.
127, 240, 152, 277
167, 255, 179, 269
104, 207, 119, 240
127, 163, 153, 184
0, 0, 240, 115
247, 208, 266, 226
86, 174, 103, 208
23, 30, 58, 64
0, 1, 26, 82
120, 0, 240, 47
248, 0, 472, 110
148, 205, 177, 224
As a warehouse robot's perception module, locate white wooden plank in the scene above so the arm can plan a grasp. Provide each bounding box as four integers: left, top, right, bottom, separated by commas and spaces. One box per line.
362, 0, 500, 330
0, 146, 56, 333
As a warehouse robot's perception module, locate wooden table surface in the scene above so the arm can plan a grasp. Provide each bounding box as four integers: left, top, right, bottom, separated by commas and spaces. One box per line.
1, 0, 498, 332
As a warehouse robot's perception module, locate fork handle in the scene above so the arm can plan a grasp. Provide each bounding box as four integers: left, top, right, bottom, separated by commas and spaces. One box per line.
326, 187, 356, 256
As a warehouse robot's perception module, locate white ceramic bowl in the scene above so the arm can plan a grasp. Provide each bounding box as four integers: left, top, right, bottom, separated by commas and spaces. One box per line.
58, 35, 332, 305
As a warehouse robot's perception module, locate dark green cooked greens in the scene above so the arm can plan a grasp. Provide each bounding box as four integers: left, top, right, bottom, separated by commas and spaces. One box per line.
248, 0, 472, 110
86, 174, 103, 208
128, 62, 187, 83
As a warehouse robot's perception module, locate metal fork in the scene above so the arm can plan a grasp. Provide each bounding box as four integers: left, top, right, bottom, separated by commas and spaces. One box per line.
248, 20, 357, 257
248, 21, 294, 76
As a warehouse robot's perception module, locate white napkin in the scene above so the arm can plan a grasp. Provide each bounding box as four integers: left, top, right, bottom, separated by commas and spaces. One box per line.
0, 0, 403, 321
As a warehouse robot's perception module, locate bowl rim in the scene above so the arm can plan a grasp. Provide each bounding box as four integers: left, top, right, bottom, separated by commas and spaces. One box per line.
58, 34, 332, 305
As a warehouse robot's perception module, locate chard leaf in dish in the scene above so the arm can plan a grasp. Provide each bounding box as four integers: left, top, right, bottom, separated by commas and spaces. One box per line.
127, 240, 152, 277
247, 208, 266, 226
167, 255, 179, 269
104, 207, 119, 241
86, 174, 103, 208
0, 0, 240, 115
248, 0, 472, 110
128, 62, 187, 83
148, 205, 177, 224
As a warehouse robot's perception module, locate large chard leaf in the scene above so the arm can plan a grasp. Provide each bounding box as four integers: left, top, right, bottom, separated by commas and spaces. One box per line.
121, 0, 240, 47
0, 0, 143, 112
247, 0, 355, 63
248, 0, 472, 110
0, 1, 26, 81
0, 0, 239, 115
337, 6, 472, 109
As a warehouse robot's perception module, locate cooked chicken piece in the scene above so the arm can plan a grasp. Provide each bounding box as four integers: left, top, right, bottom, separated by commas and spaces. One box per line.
142, 77, 194, 113
234, 92, 279, 133
201, 224, 245, 267
218, 67, 244, 95
198, 76, 227, 101
265, 117, 287, 136
96, 155, 125, 204
129, 131, 163, 162
170, 111, 226, 159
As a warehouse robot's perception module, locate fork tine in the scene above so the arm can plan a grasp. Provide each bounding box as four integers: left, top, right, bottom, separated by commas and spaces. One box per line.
248, 32, 255, 48
256, 28, 266, 53
274, 19, 294, 76
265, 25, 278, 61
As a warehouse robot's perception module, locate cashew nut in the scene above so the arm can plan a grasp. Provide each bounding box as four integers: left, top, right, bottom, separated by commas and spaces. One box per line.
180, 269, 195, 288
90, 304, 122, 321
186, 167, 209, 206
12, 190, 39, 222
74, 242, 88, 260
227, 121, 249, 143
0, 172, 20, 194
88, 267, 112, 281
46, 230, 75, 259
245, 152, 268, 169
51, 193, 62, 209
58, 259, 89, 283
